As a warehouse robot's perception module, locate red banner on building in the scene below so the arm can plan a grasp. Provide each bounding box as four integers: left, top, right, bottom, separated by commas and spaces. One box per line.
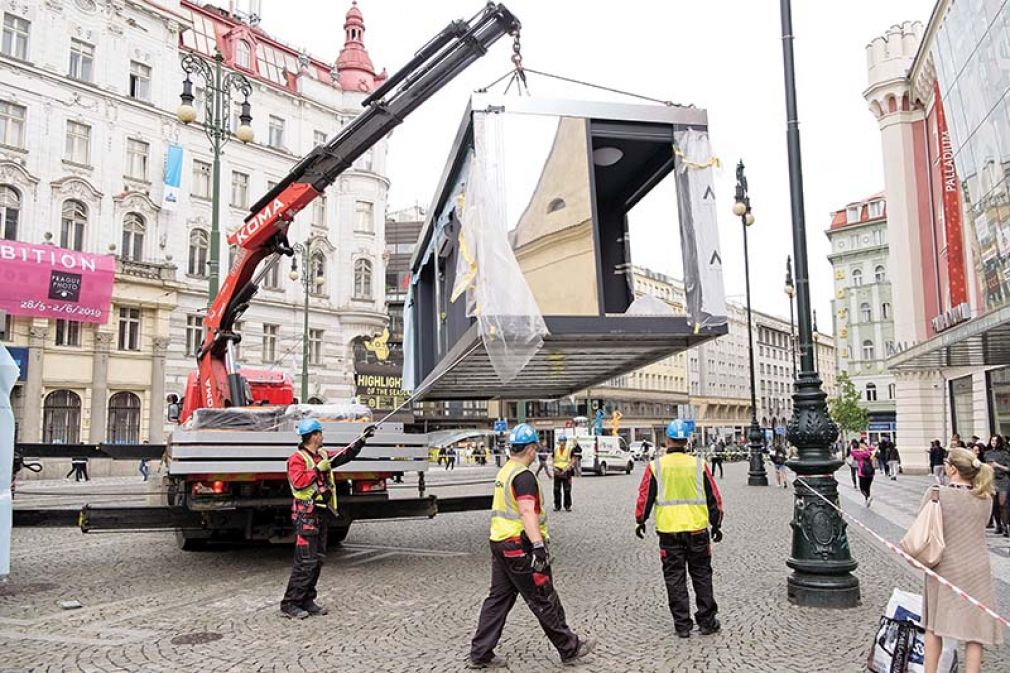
0, 240, 115, 324
934, 80, 968, 307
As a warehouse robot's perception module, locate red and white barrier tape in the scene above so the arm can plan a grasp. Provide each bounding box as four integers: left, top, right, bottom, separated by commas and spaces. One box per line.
793, 476, 1010, 630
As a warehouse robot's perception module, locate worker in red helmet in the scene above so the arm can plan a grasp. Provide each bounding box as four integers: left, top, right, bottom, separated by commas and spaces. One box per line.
280, 418, 375, 619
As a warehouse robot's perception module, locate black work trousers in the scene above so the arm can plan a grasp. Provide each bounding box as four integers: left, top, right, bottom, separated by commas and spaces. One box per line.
553, 475, 572, 511
659, 530, 718, 633
470, 538, 579, 663
281, 508, 329, 610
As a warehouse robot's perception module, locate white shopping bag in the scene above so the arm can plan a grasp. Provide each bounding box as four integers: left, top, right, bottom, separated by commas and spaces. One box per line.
868, 589, 958, 673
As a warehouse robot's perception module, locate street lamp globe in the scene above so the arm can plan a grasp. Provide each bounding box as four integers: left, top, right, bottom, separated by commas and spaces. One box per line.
235, 124, 255, 144
744, 212, 756, 226
732, 201, 748, 217
176, 103, 197, 124
289, 269, 300, 282
784, 282, 795, 297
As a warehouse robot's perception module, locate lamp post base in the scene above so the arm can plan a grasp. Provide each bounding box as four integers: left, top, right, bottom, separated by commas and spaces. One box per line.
787, 572, 861, 608
747, 420, 768, 486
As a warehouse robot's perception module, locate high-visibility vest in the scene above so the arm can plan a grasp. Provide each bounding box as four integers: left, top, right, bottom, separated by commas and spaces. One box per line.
652, 452, 709, 533
289, 448, 338, 511
553, 444, 572, 471
489, 459, 549, 542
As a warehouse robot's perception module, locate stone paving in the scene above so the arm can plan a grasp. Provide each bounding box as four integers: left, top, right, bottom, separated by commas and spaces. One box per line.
3, 461, 1009, 672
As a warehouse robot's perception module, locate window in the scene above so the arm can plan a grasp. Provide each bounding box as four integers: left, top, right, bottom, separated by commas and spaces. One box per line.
310, 252, 326, 295
308, 328, 323, 365
851, 268, 863, 287
358, 149, 373, 171
125, 139, 149, 180
1, 313, 12, 341
860, 302, 871, 323
888, 383, 896, 399
192, 160, 211, 198
868, 200, 884, 218
121, 213, 145, 261
0, 100, 26, 148
354, 201, 373, 233
881, 302, 891, 320
188, 229, 209, 277
353, 258, 372, 299
235, 39, 251, 69
845, 205, 859, 223
862, 339, 875, 361
547, 197, 566, 213
118, 307, 141, 351
65, 121, 91, 164
268, 115, 285, 149
107, 392, 141, 444
42, 390, 81, 444
313, 130, 327, 147
865, 382, 878, 402
262, 259, 280, 289
61, 200, 87, 251
185, 315, 204, 357
230, 171, 249, 207
54, 319, 81, 347
68, 39, 94, 81
128, 61, 151, 101
0, 184, 19, 239
2, 13, 30, 60
262, 323, 278, 363
874, 265, 886, 283
311, 195, 326, 228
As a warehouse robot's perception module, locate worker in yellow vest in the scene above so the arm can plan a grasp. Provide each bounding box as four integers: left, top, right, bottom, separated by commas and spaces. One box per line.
634, 419, 724, 638
467, 423, 596, 669
551, 434, 575, 511
280, 418, 374, 619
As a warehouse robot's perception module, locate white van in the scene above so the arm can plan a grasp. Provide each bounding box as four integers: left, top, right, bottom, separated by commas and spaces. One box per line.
571, 433, 634, 476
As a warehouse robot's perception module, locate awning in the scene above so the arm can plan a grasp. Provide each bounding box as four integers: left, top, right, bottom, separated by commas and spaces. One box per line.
888, 302, 1010, 370
426, 429, 492, 449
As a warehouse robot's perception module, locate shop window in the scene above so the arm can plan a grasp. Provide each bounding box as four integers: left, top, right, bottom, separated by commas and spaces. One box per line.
43, 389, 81, 444
107, 391, 141, 444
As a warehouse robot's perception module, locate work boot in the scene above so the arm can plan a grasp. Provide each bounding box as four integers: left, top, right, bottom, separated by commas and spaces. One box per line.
303, 602, 329, 616
562, 637, 596, 665
280, 605, 309, 620
676, 630, 691, 639
466, 654, 507, 669
699, 619, 721, 636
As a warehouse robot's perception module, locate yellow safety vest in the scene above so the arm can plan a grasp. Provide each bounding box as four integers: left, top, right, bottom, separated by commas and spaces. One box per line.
652, 452, 709, 533
289, 449, 338, 511
489, 459, 549, 542
553, 444, 572, 471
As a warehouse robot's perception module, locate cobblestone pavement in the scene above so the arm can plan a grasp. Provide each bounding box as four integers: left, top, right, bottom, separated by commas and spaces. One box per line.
3, 462, 1009, 672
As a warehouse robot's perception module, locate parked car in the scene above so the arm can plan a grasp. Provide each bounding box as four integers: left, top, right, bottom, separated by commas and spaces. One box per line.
572, 434, 635, 475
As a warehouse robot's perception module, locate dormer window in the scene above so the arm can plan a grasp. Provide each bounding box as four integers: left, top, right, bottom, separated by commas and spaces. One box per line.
868, 200, 884, 218
845, 205, 860, 223
235, 40, 251, 69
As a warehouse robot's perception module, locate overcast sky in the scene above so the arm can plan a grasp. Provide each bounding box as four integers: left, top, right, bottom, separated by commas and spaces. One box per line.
265, 0, 935, 333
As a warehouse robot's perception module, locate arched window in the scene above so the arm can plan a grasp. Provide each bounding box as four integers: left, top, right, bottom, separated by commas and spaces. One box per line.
0, 184, 20, 240
61, 199, 87, 251
353, 258, 372, 299
862, 339, 875, 361
881, 302, 891, 320
235, 40, 251, 69
107, 391, 141, 443
121, 212, 145, 261
875, 265, 886, 283
310, 251, 326, 295
865, 382, 878, 402
188, 229, 209, 277
43, 390, 81, 444
851, 268, 863, 286
860, 302, 872, 322
547, 197, 566, 213
888, 383, 896, 399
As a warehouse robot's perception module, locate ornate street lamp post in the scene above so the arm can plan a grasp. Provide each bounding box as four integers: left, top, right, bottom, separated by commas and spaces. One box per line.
779, 0, 860, 607
176, 50, 254, 306
733, 162, 768, 487
289, 238, 321, 404
785, 256, 796, 378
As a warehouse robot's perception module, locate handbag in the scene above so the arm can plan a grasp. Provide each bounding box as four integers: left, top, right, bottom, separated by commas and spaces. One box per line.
899, 487, 945, 567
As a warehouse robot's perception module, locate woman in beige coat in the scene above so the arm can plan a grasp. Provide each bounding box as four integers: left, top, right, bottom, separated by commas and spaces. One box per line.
921, 448, 1001, 673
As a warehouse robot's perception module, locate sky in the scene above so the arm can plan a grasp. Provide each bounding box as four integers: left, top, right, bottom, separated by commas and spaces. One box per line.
264, 0, 936, 334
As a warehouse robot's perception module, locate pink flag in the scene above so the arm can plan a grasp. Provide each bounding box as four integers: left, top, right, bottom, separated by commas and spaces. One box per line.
0, 241, 115, 324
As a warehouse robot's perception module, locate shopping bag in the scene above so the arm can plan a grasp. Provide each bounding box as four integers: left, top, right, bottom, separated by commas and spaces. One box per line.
900, 486, 945, 567
867, 589, 958, 673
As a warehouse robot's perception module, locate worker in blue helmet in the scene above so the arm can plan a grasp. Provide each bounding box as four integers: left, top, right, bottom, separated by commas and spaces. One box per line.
468, 423, 595, 668
280, 416, 375, 619
634, 418, 724, 638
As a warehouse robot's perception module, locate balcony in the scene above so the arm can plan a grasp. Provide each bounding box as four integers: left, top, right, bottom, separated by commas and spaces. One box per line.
117, 258, 177, 282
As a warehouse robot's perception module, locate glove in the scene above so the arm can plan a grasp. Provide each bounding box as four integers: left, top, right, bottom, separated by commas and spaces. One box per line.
711, 526, 723, 543
635, 523, 646, 539
362, 424, 377, 439
315, 455, 332, 472
530, 542, 549, 573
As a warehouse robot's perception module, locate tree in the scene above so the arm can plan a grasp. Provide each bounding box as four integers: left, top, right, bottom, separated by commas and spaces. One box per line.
829, 371, 869, 443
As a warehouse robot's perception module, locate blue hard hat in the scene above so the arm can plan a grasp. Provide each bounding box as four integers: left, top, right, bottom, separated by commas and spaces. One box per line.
509, 423, 539, 447
665, 419, 693, 440
297, 418, 323, 436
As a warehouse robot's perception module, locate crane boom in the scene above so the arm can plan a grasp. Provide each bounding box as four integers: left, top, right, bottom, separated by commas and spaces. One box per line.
182, 3, 520, 421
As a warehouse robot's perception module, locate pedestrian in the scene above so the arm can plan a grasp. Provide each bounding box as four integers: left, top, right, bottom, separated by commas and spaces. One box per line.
929, 439, 947, 485
983, 435, 1010, 537
844, 439, 859, 489
635, 419, 723, 638
70, 456, 89, 482
551, 435, 574, 512
710, 440, 724, 479
467, 423, 595, 669
446, 447, 456, 471
571, 439, 583, 477
919, 448, 1002, 673
849, 439, 877, 506
887, 441, 901, 481
138, 458, 150, 482
280, 418, 374, 619
770, 444, 788, 488
949, 433, 966, 450
438, 447, 446, 467
534, 444, 550, 479
876, 437, 891, 478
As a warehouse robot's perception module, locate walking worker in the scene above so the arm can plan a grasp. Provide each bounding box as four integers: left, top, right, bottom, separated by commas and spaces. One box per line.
280, 418, 374, 619
634, 419, 723, 638
468, 423, 595, 669
551, 434, 575, 512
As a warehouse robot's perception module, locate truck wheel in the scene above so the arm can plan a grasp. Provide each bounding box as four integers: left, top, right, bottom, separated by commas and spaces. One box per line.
328, 524, 351, 545
598, 462, 607, 477
175, 529, 208, 552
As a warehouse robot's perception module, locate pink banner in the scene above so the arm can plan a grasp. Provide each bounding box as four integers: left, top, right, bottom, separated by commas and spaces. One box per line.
0, 240, 115, 324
